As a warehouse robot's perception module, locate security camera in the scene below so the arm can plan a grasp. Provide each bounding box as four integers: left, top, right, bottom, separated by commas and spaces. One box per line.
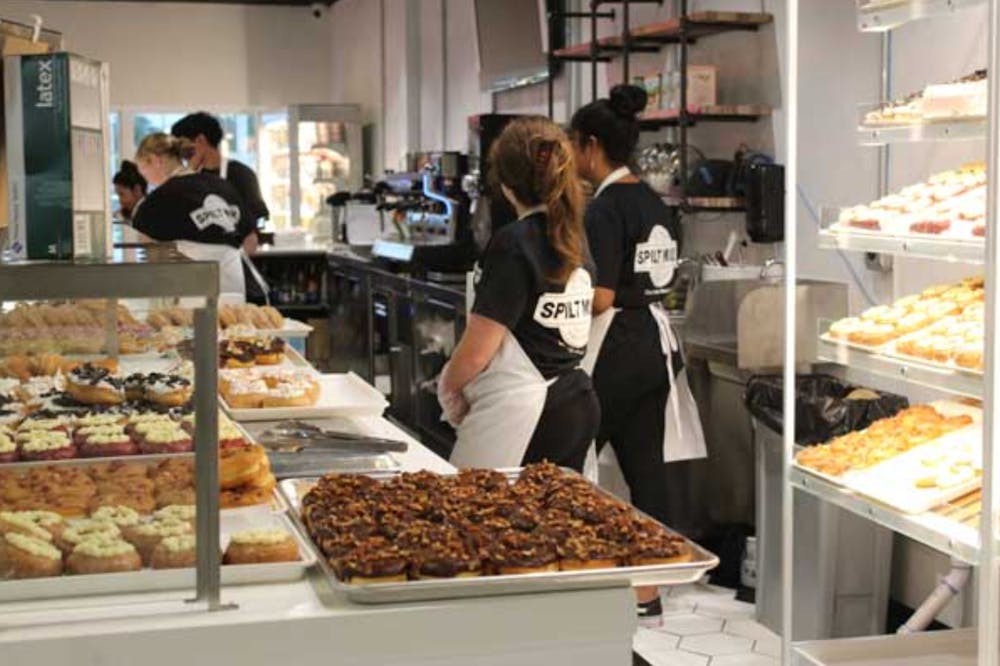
310, 2, 325, 19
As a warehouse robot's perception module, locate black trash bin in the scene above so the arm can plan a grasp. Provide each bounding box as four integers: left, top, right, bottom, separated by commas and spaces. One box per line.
745, 374, 909, 445
744, 374, 907, 638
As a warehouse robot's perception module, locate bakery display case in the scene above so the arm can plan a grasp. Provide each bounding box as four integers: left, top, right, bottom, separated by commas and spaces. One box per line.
0, 250, 232, 608
783, 2, 1000, 664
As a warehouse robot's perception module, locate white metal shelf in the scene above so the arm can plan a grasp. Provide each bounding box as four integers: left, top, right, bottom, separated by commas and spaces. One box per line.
790, 468, 980, 564
818, 228, 984, 263
817, 337, 983, 399
858, 118, 986, 145
792, 628, 976, 665
857, 0, 985, 32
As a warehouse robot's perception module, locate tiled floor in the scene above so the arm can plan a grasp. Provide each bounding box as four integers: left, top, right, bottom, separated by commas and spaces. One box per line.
633, 583, 780, 666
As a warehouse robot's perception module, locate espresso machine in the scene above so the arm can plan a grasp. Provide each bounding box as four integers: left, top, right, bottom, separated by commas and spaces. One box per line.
370, 151, 475, 279
464, 114, 522, 252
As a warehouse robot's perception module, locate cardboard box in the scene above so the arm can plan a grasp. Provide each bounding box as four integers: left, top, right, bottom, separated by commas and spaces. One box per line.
4, 51, 110, 259
687, 65, 717, 108
0, 20, 62, 241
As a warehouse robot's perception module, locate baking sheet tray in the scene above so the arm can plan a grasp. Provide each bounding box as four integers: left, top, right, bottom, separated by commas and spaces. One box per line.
0, 512, 315, 602
279, 470, 719, 604
843, 403, 982, 514
793, 400, 982, 511
267, 451, 399, 478
222, 372, 388, 422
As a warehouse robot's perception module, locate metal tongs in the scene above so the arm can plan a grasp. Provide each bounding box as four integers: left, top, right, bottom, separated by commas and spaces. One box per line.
257, 420, 409, 455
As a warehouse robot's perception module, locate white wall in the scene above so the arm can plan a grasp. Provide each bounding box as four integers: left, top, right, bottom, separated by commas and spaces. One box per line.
1, 1, 333, 109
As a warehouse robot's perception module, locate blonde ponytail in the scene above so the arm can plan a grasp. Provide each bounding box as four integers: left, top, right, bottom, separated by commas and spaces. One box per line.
136, 132, 196, 163
489, 117, 585, 283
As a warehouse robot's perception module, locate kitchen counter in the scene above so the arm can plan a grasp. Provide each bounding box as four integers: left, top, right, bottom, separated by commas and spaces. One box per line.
0, 414, 636, 666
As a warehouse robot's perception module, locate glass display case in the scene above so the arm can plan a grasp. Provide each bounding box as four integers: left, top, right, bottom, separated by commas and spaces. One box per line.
0, 250, 226, 610
257, 104, 364, 235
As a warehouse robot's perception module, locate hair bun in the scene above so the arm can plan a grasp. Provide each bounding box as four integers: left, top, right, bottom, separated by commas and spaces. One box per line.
608, 84, 648, 118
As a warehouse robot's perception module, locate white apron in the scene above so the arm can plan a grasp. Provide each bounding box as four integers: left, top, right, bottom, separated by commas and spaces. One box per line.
449, 331, 553, 469
581, 167, 707, 481
176, 240, 247, 300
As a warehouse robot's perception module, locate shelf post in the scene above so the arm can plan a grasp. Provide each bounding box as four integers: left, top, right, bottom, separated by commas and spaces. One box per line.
979, 1, 1000, 664
622, 0, 630, 84
591, 0, 599, 100
190, 297, 231, 612
678, 0, 689, 201
781, 0, 799, 662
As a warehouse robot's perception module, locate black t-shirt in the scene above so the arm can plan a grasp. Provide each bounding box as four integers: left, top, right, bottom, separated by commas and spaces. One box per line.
205, 159, 269, 227
472, 212, 596, 379
585, 181, 682, 309
132, 172, 254, 248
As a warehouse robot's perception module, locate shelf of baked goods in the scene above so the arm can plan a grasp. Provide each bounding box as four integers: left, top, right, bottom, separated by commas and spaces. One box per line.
551, 11, 773, 61
792, 400, 983, 563
792, 628, 976, 666
819, 276, 984, 397
857, 71, 986, 145
819, 162, 986, 263
857, 0, 985, 32
638, 104, 772, 129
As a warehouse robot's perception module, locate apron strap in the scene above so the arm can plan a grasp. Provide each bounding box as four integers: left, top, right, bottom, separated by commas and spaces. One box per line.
240, 250, 271, 306
650, 303, 684, 454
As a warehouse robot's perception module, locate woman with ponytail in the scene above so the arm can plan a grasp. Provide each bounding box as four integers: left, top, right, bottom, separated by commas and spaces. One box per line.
132, 132, 255, 297
438, 117, 600, 471
572, 85, 707, 626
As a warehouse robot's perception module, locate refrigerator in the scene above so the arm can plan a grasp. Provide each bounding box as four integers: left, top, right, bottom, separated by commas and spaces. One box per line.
258, 104, 363, 234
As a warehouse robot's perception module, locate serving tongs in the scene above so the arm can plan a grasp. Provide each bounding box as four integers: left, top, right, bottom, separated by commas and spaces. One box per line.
258, 420, 409, 455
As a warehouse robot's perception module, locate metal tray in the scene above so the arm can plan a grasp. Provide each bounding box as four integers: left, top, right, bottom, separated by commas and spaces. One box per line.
267, 451, 399, 478
279, 470, 719, 604
0, 512, 315, 602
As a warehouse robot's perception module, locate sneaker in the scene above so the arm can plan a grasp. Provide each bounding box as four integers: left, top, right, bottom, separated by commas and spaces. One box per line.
637, 596, 663, 628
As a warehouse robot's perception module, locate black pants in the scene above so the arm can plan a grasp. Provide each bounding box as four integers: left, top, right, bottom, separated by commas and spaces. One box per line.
592, 309, 682, 526
521, 369, 600, 473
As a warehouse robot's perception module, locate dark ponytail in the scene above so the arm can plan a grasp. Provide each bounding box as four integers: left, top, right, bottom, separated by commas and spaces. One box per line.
570, 83, 648, 166
490, 117, 585, 284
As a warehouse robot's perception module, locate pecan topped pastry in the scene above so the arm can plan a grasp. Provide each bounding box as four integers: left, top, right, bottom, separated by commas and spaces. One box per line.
396, 469, 445, 493
629, 532, 689, 566
335, 537, 410, 583
412, 538, 481, 579
557, 534, 625, 571
454, 468, 510, 493
487, 530, 558, 575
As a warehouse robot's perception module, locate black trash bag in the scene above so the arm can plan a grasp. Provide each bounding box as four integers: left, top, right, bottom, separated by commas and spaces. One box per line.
744, 374, 909, 446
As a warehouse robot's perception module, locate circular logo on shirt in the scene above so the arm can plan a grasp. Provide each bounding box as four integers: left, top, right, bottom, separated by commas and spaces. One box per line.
532, 268, 594, 349
189, 194, 240, 233
634, 225, 678, 288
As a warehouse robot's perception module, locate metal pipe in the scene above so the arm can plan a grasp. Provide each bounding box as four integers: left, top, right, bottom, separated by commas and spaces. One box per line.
591, 0, 599, 100
678, 0, 688, 203
897, 560, 971, 634
979, 2, 1000, 664
781, 0, 799, 662
623, 0, 630, 84
878, 31, 892, 198
191, 298, 226, 610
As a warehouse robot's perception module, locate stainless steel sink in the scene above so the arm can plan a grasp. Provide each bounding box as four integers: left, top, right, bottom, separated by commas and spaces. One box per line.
684, 277, 847, 370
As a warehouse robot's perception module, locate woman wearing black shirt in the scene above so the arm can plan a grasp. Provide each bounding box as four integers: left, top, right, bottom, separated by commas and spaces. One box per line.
571, 85, 707, 623
438, 117, 599, 472
132, 133, 254, 297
